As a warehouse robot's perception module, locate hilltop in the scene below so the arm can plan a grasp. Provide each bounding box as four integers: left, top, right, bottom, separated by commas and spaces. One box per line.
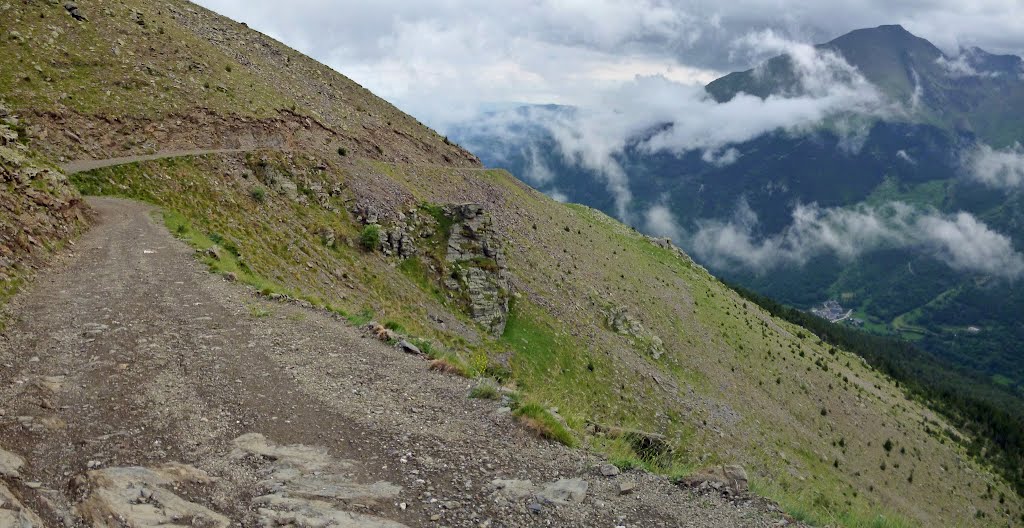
0, 3, 1021, 527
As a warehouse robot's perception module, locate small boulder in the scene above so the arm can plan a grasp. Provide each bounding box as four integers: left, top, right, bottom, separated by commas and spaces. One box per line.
599, 464, 620, 477
397, 340, 421, 355
64, 2, 88, 21
0, 448, 25, 478
618, 481, 636, 495
538, 478, 588, 505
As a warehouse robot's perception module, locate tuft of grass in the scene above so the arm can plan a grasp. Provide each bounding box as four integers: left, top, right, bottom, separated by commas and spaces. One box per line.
250, 186, 266, 202
469, 380, 500, 400
248, 304, 271, 318
513, 403, 575, 446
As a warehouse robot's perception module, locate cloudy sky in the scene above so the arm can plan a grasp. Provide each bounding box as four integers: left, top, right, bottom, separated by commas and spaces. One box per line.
194, 0, 1024, 129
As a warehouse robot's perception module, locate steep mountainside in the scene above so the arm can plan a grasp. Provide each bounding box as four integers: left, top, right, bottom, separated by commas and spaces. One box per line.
450, 27, 1024, 485
1, 3, 1021, 527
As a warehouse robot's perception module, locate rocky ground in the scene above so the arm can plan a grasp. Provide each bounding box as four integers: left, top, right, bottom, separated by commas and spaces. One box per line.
0, 197, 797, 527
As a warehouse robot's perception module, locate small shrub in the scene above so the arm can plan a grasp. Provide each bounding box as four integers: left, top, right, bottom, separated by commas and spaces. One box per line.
225, 64, 233, 72
337, 146, 348, 157
883, 438, 894, 452
250, 186, 266, 202
359, 225, 381, 251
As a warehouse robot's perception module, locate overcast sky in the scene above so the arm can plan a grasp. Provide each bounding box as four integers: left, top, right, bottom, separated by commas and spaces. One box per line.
194, 0, 1024, 128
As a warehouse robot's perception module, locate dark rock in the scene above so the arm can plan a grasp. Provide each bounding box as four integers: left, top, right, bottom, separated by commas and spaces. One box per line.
64, 2, 88, 21
397, 340, 421, 355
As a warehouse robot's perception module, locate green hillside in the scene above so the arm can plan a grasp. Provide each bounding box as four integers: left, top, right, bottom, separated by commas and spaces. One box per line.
1, 2, 1022, 526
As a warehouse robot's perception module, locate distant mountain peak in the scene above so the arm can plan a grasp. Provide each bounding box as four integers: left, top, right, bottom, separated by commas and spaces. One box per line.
705, 24, 1024, 144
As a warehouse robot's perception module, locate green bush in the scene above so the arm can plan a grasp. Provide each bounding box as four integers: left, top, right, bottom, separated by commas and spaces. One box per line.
337, 146, 348, 157
359, 225, 381, 251
250, 186, 266, 202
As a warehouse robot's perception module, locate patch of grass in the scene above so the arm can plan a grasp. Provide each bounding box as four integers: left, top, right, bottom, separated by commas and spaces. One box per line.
513, 403, 576, 446
248, 304, 271, 318
384, 320, 406, 334
346, 307, 375, 326
750, 480, 916, 528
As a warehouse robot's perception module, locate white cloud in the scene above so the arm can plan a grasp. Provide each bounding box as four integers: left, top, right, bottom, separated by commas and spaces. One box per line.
547, 189, 569, 203
935, 53, 1002, 78
897, 149, 916, 164
644, 204, 684, 242
965, 143, 1024, 188
690, 201, 1024, 279
917, 212, 1024, 277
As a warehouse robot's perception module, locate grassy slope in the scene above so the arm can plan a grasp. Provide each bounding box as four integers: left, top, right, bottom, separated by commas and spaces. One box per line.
70, 153, 1022, 527
0, 0, 475, 164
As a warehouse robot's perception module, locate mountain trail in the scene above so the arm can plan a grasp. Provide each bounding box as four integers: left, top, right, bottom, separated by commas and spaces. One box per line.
0, 197, 794, 527
60, 149, 255, 175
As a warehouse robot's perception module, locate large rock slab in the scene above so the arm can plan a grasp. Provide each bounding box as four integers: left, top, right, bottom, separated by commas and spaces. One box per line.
232, 433, 405, 527
0, 483, 45, 527
76, 464, 230, 528
488, 477, 589, 506
0, 448, 25, 479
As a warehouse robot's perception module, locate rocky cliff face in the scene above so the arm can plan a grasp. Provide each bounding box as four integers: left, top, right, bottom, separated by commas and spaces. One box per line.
0, 102, 89, 299
443, 204, 511, 335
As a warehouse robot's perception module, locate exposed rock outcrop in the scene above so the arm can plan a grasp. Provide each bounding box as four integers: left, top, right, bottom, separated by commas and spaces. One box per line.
443, 204, 511, 335
350, 201, 511, 335
0, 114, 89, 290
232, 433, 405, 527
605, 305, 665, 359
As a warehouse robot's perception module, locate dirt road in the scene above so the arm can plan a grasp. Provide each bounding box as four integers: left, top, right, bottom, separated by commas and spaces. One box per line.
60, 150, 251, 175
0, 197, 792, 527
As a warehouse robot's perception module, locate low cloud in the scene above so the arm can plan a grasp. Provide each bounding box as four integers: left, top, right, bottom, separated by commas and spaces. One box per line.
965, 143, 1024, 188
457, 31, 894, 221
935, 52, 1003, 78
644, 204, 684, 242
690, 200, 1024, 279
